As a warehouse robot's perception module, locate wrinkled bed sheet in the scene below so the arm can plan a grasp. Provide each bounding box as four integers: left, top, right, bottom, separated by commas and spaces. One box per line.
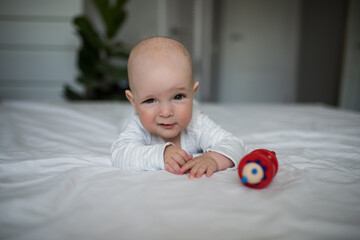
0, 101, 359, 240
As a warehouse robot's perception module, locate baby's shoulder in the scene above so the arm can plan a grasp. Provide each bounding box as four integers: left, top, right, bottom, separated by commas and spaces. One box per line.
121, 113, 148, 134
120, 112, 138, 129
188, 109, 212, 131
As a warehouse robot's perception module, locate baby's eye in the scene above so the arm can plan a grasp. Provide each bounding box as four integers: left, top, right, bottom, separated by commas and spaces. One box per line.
174, 94, 185, 100
143, 98, 155, 104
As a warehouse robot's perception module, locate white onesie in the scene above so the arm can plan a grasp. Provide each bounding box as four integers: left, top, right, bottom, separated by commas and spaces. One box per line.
111, 108, 246, 171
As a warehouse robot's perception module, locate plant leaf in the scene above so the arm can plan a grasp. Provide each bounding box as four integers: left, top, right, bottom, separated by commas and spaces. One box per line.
112, 0, 128, 36
73, 16, 103, 49
63, 85, 84, 100
77, 38, 100, 77
108, 41, 130, 59
92, 0, 112, 36
93, 0, 128, 39
96, 62, 128, 81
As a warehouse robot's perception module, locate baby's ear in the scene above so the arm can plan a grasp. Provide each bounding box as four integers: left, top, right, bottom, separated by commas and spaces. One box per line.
193, 81, 199, 94
125, 90, 136, 106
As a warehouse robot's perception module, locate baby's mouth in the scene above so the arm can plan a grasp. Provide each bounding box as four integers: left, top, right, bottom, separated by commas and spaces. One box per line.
159, 123, 176, 129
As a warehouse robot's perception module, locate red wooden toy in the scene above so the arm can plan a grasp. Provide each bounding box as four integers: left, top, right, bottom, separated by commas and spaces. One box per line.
238, 149, 278, 189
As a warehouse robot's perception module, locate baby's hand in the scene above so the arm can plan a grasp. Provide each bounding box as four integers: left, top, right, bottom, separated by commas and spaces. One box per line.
164, 145, 192, 174
179, 153, 219, 178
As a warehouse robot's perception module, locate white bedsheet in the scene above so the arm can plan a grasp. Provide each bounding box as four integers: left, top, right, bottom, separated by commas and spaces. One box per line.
0, 101, 359, 240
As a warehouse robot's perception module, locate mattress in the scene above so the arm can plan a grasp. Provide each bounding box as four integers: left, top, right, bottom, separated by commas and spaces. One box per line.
0, 101, 359, 240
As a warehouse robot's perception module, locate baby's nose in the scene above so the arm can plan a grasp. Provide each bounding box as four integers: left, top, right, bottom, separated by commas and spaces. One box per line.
159, 103, 173, 117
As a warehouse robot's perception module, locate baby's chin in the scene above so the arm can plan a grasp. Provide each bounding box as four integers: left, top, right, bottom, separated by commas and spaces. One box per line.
157, 131, 182, 143
159, 133, 180, 141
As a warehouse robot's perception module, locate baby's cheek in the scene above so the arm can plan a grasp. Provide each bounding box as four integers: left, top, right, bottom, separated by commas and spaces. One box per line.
138, 112, 156, 132
177, 107, 192, 128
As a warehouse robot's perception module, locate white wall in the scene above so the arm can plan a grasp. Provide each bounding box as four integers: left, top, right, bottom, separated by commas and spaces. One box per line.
0, 0, 81, 101
217, 0, 300, 103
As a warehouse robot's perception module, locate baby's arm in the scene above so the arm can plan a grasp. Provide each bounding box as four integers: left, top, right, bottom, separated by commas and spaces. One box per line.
111, 115, 169, 171
179, 151, 234, 178
179, 111, 246, 178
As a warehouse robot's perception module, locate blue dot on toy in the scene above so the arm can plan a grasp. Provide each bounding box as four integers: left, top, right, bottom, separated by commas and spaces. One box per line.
252, 168, 258, 174
242, 176, 248, 183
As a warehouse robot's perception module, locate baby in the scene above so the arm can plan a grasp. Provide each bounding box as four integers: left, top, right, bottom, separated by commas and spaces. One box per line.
111, 36, 245, 178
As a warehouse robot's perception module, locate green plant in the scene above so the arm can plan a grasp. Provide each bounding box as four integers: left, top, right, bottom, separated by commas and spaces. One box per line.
64, 0, 130, 100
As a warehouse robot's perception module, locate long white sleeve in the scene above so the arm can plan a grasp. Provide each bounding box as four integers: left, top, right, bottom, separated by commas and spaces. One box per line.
111, 114, 171, 171
184, 111, 246, 169
111, 110, 246, 171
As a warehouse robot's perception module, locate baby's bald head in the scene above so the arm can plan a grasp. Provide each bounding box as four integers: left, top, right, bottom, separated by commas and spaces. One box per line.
127, 36, 193, 91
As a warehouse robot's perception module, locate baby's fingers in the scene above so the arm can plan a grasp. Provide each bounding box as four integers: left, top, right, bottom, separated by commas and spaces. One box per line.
205, 165, 217, 178
165, 162, 177, 174
189, 163, 207, 178
190, 163, 217, 178
165, 160, 181, 174
177, 150, 192, 163
179, 160, 195, 175
186, 154, 193, 162
171, 153, 190, 168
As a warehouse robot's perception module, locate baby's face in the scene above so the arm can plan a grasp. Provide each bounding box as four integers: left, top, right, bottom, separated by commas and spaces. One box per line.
126, 54, 198, 144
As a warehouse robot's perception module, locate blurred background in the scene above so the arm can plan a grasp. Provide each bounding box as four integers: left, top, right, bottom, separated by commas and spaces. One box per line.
0, 0, 359, 111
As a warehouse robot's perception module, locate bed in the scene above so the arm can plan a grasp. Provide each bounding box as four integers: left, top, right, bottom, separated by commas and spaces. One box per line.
0, 101, 359, 240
